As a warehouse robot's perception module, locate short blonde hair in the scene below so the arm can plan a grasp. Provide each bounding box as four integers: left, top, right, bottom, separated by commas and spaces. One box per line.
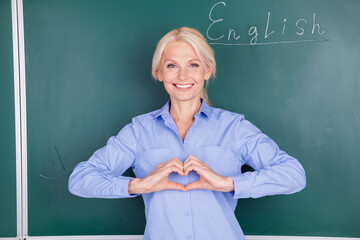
152, 27, 216, 80
151, 27, 216, 105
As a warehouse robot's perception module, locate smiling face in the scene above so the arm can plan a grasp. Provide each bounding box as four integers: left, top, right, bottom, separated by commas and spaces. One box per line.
156, 41, 212, 104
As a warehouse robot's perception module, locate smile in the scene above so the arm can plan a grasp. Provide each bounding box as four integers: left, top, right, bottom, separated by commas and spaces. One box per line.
173, 84, 194, 89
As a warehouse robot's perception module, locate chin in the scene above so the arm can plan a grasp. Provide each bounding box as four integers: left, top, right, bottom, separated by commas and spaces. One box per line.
165, 86, 202, 103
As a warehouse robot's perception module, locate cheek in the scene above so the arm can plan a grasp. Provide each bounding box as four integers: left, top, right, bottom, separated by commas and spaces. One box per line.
196, 73, 205, 80
162, 80, 175, 94
194, 73, 206, 83
191, 69, 207, 81
161, 71, 177, 82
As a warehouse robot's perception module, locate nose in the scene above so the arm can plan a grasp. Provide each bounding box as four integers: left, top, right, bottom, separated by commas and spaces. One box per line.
179, 67, 187, 81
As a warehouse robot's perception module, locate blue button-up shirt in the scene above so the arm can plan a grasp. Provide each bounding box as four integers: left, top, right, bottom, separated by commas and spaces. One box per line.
69, 98, 306, 240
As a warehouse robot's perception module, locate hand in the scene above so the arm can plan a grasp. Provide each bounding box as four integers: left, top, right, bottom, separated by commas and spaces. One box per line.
183, 155, 234, 192
128, 157, 186, 194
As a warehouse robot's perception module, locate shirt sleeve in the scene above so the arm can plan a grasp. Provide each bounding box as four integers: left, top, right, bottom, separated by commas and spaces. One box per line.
230, 116, 306, 199
68, 120, 140, 199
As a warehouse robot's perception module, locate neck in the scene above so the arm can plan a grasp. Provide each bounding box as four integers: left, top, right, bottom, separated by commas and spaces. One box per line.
169, 98, 202, 122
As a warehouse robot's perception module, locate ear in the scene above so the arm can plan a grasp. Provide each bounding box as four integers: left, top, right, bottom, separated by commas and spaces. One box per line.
155, 70, 162, 82
204, 68, 212, 81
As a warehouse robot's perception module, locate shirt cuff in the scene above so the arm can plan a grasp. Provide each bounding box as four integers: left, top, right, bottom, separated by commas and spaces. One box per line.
230, 173, 253, 199
114, 176, 140, 198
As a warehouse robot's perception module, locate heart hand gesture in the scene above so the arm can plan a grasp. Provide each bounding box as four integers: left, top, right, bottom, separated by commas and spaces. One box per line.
128, 157, 186, 194
128, 155, 234, 194
183, 154, 234, 192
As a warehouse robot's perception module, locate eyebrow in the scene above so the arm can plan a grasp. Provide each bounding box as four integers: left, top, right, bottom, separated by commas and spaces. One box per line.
163, 58, 201, 62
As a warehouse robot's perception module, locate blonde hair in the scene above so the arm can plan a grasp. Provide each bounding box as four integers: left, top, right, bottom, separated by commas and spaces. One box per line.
152, 27, 216, 106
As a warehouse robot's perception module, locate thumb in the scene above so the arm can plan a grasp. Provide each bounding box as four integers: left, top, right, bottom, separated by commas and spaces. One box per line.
165, 180, 185, 191
184, 180, 202, 191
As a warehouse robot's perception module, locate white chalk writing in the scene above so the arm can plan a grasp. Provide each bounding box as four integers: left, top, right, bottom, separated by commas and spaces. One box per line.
206, 1, 329, 46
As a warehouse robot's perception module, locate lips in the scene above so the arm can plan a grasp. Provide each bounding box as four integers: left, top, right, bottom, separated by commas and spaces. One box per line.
173, 84, 194, 89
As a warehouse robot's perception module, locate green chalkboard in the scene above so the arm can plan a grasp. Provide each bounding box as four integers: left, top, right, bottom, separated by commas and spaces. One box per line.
0, 0, 17, 237
23, 0, 360, 237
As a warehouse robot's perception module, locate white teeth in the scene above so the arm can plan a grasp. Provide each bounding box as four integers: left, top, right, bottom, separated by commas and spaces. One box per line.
175, 84, 193, 88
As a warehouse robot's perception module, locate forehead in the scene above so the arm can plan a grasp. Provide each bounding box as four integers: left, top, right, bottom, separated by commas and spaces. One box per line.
162, 40, 200, 60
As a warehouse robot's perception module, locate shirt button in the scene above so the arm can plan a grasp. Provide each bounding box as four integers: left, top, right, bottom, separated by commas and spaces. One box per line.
186, 235, 191, 239
185, 211, 190, 216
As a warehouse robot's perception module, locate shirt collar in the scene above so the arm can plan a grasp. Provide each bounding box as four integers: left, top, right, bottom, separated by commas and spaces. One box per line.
198, 98, 212, 118
153, 98, 212, 119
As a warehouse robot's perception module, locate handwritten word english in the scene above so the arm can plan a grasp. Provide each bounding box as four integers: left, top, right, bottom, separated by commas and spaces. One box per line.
206, 1, 329, 46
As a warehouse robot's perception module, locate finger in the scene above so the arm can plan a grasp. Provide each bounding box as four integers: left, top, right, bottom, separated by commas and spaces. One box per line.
184, 180, 202, 191
190, 155, 208, 167
164, 158, 185, 170
159, 158, 183, 170
166, 181, 185, 191
167, 157, 183, 165
174, 161, 186, 171
167, 166, 185, 176
184, 154, 196, 164
163, 161, 185, 172
144, 166, 185, 191
183, 160, 192, 170
183, 162, 192, 175
184, 159, 210, 175
174, 162, 186, 174
184, 155, 205, 167
188, 154, 200, 161
183, 163, 193, 175
184, 163, 217, 178
183, 158, 202, 170
184, 164, 204, 176
173, 157, 184, 166
155, 165, 184, 178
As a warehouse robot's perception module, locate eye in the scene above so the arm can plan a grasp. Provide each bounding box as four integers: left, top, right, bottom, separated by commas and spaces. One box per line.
167, 64, 176, 68
190, 63, 199, 68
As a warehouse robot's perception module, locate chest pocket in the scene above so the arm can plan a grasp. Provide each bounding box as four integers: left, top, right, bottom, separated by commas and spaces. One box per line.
195, 146, 242, 177
133, 148, 175, 178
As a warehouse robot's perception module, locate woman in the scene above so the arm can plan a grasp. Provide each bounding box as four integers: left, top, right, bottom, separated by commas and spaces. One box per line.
69, 27, 306, 240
